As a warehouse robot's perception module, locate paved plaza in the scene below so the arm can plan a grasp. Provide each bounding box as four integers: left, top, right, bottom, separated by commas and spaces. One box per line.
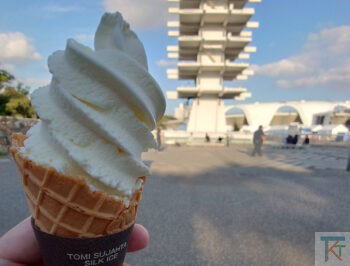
1, 144, 350, 265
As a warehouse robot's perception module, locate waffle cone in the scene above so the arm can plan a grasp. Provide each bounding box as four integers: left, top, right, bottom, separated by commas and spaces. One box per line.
10, 133, 145, 238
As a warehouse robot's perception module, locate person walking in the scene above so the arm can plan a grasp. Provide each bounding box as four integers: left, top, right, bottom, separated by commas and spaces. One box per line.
252, 125, 265, 156
205, 133, 211, 143
156, 126, 162, 150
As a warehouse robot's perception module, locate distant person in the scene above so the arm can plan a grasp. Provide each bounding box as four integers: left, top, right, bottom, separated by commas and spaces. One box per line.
217, 136, 223, 143
252, 125, 265, 156
205, 133, 210, 143
156, 126, 162, 150
303, 135, 310, 145
292, 134, 299, 145
226, 134, 230, 147
286, 135, 293, 144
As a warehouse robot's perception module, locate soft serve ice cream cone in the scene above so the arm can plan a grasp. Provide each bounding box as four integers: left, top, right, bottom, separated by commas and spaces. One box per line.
11, 12, 165, 266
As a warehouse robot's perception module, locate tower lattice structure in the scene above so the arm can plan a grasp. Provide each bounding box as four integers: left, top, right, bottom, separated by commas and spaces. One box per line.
167, 0, 260, 133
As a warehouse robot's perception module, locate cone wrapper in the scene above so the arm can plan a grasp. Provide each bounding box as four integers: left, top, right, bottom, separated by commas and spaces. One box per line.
32, 218, 133, 266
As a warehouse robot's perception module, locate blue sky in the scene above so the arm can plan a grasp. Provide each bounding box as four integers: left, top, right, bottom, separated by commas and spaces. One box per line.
0, 0, 350, 115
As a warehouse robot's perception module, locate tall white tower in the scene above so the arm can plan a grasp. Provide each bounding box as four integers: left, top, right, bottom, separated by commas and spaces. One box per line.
167, 0, 260, 133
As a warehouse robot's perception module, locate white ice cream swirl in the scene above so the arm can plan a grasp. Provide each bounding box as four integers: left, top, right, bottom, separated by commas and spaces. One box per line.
22, 12, 166, 198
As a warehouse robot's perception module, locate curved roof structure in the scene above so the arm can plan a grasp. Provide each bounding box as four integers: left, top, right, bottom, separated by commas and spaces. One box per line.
225, 101, 350, 127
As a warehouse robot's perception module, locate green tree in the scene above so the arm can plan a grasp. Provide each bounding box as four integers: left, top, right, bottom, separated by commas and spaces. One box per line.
0, 70, 14, 91
0, 69, 36, 118
0, 94, 10, 114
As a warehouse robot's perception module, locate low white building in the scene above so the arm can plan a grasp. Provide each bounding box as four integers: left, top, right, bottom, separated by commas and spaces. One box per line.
172, 100, 350, 135
317, 125, 348, 137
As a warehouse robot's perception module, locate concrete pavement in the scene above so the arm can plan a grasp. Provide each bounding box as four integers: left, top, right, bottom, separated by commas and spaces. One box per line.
1, 144, 349, 265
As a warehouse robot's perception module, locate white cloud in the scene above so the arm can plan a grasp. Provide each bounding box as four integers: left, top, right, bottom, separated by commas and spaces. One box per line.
277, 64, 350, 89
156, 59, 177, 67
0, 32, 41, 62
252, 58, 311, 77
102, 0, 168, 29
306, 26, 350, 56
254, 25, 350, 90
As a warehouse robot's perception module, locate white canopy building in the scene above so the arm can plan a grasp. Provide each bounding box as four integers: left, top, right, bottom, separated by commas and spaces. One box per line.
167, 0, 261, 133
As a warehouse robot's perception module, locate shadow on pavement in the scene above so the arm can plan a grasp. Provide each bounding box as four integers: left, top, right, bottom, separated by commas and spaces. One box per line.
129, 160, 350, 266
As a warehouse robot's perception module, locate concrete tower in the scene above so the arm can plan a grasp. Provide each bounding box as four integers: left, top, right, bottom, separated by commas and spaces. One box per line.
167, 0, 260, 133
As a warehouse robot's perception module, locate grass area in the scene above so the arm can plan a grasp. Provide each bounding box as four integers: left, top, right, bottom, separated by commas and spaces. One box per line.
0, 148, 9, 156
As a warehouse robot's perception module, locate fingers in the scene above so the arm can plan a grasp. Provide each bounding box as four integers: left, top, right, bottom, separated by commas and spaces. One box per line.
121, 224, 150, 266
127, 224, 149, 252
0, 217, 42, 265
